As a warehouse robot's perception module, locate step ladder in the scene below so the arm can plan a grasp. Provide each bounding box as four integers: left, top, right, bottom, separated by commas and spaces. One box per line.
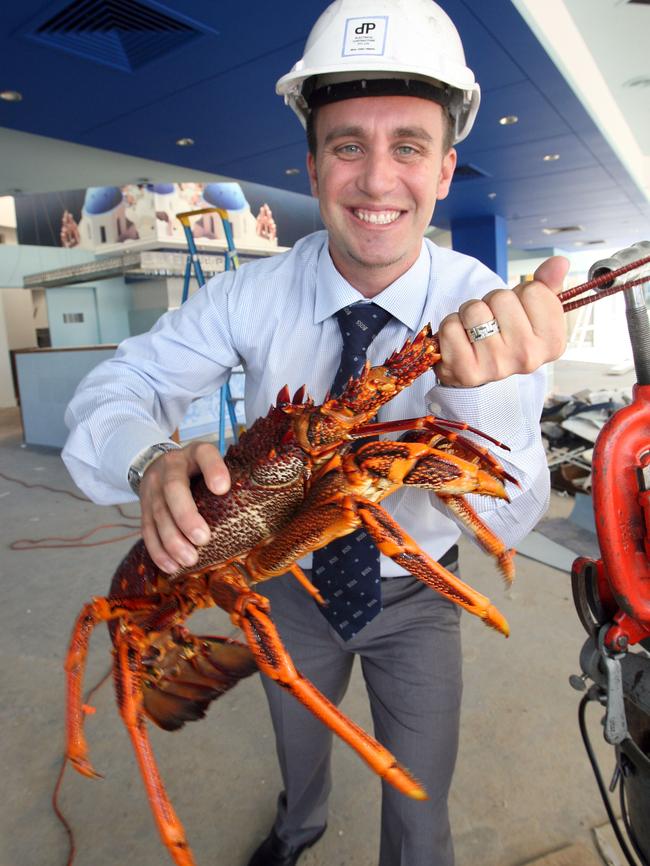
176, 207, 243, 455
567, 300, 595, 351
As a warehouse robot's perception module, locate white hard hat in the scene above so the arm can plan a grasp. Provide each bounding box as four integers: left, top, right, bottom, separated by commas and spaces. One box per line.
276, 0, 480, 144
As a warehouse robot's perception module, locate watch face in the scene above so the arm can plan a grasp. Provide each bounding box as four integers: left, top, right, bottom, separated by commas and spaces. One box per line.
128, 466, 142, 493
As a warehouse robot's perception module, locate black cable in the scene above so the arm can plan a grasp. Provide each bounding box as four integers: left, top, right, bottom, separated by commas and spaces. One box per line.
619, 764, 649, 865
578, 693, 645, 866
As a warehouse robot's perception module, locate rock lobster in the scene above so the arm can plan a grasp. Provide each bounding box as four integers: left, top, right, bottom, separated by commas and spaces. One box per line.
65, 323, 520, 866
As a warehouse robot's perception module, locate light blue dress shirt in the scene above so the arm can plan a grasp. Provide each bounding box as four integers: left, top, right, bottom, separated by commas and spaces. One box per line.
63, 231, 550, 576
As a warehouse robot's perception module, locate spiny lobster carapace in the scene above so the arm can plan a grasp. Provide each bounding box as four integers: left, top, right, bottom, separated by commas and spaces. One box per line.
65, 323, 520, 866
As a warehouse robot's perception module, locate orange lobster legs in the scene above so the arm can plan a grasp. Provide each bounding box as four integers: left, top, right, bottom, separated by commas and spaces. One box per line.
345, 415, 517, 584
438, 493, 515, 585
352, 438, 515, 585
381, 429, 517, 585
358, 500, 509, 636
65, 595, 197, 865
208, 573, 427, 800
65, 595, 161, 779
113, 634, 196, 866
247, 441, 511, 636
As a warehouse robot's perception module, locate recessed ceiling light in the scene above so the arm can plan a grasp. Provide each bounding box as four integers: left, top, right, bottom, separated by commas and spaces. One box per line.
285, 168, 300, 176
499, 115, 518, 125
487, 192, 497, 199
0, 90, 23, 102
543, 153, 560, 162
175, 137, 194, 147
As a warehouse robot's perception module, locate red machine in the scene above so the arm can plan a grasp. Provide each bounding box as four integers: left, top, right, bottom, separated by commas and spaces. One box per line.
567, 243, 650, 866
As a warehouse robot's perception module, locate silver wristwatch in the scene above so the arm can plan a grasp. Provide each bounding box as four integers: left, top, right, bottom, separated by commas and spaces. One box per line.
128, 442, 182, 495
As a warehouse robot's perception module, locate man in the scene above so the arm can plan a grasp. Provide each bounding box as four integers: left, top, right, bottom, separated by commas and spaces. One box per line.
63, 1, 568, 864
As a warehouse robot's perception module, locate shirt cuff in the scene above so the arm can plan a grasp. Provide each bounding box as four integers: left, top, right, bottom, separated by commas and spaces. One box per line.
100, 421, 179, 492
426, 376, 525, 443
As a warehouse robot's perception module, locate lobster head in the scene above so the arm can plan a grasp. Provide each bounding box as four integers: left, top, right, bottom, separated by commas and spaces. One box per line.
278, 324, 442, 459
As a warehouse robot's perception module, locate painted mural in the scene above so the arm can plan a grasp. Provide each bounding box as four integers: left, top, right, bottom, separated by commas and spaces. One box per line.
57, 182, 277, 252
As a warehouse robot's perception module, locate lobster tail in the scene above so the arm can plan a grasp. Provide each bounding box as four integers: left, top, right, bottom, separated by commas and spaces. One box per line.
335, 325, 441, 417
142, 635, 257, 731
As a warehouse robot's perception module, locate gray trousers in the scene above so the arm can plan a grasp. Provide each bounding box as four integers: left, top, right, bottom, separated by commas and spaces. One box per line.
257, 565, 463, 866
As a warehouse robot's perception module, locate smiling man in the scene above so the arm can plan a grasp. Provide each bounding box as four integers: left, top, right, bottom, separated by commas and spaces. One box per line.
63, 2, 568, 865
306, 96, 457, 292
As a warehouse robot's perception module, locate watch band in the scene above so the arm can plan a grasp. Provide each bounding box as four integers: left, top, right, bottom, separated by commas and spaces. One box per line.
128, 442, 182, 495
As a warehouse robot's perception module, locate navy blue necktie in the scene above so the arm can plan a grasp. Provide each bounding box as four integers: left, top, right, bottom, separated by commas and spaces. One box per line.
312, 302, 393, 640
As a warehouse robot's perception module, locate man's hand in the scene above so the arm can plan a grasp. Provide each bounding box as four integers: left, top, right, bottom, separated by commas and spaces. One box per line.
435, 256, 569, 388
139, 441, 231, 573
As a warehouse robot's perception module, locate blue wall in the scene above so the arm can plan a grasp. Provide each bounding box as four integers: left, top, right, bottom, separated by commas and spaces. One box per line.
46, 278, 131, 347
0, 244, 94, 287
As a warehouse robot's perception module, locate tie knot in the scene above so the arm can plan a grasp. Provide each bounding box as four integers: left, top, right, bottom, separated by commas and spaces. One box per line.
334, 303, 392, 352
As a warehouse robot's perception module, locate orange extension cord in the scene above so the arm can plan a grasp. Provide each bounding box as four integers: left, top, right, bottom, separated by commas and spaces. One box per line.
0, 471, 142, 549
1, 470, 139, 863
52, 669, 113, 866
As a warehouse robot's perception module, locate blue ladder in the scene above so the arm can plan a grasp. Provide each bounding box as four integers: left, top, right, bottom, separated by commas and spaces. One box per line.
176, 207, 241, 454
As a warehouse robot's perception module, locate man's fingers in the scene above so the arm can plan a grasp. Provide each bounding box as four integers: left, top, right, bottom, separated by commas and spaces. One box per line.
529, 255, 570, 295
159, 472, 209, 554
513, 256, 570, 356
138, 442, 231, 567
435, 255, 570, 388
457, 297, 498, 332
141, 496, 187, 573
193, 441, 231, 496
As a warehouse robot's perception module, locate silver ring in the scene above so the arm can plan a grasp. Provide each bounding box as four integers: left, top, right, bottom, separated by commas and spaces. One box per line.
466, 318, 500, 343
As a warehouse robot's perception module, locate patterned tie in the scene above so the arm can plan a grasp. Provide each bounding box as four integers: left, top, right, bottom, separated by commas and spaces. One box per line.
312, 302, 393, 640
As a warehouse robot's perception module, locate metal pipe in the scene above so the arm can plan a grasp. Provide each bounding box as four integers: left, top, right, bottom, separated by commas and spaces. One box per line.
588, 241, 650, 289
589, 242, 650, 385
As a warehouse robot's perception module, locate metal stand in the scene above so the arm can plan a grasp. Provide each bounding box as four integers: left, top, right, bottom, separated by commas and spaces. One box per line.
176, 207, 241, 454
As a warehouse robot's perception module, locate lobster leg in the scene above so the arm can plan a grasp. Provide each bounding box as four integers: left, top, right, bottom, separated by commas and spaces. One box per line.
239, 599, 428, 800
248, 495, 508, 634
398, 425, 517, 485
288, 562, 326, 603
113, 631, 196, 866
437, 493, 515, 585
389, 431, 516, 583
353, 414, 506, 444
207, 574, 427, 800
351, 439, 515, 584
354, 498, 510, 636
65, 595, 162, 778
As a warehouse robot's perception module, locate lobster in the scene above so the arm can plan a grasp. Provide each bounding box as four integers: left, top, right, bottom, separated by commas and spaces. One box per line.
65, 322, 520, 865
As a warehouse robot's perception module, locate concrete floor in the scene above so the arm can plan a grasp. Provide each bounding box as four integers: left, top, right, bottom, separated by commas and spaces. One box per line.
0, 359, 636, 866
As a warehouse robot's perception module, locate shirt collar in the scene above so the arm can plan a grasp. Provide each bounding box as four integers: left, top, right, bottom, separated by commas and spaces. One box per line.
314, 240, 431, 332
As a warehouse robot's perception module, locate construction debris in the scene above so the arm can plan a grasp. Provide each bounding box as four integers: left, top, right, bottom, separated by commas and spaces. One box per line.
542, 388, 633, 495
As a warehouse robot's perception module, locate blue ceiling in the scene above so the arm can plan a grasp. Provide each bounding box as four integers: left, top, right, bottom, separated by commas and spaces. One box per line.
1, 0, 648, 251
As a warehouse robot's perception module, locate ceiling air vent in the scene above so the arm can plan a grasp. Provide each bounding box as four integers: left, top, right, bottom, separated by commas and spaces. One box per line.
454, 163, 491, 181
541, 225, 584, 236
26, 0, 212, 72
